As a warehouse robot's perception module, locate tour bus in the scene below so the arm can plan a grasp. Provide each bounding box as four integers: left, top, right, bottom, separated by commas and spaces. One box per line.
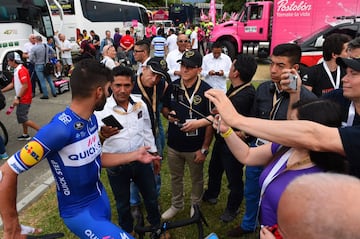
48, 0, 149, 50
0, 0, 57, 86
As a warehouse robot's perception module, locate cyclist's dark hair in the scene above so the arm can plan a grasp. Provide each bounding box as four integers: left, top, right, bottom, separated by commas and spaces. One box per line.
272, 43, 301, 65
135, 39, 150, 55
112, 65, 134, 83
70, 59, 112, 99
292, 99, 348, 173
323, 33, 352, 61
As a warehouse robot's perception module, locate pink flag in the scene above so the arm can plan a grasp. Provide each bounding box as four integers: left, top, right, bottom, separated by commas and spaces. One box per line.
209, 0, 216, 25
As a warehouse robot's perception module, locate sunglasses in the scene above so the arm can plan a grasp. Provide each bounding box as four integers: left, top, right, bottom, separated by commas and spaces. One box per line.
178, 40, 189, 43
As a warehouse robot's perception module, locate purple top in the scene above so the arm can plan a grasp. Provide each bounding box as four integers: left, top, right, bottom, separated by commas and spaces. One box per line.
259, 143, 322, 226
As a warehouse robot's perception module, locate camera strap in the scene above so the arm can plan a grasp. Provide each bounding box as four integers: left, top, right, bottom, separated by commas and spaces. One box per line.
269, 91, 283, 120
137, 76, 157, 114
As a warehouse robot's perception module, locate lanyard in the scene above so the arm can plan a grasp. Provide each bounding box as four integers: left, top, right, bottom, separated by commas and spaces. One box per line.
260, 148, 292, 202
323, 61, 340, 89
180, 77, 201, 119
137, 76, 157, 114
227, 82, 251, 98
342, 101, 355, 127
269, 91, 283, 120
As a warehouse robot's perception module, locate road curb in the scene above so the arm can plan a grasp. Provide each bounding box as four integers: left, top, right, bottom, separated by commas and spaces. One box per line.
0, 170, 54, 228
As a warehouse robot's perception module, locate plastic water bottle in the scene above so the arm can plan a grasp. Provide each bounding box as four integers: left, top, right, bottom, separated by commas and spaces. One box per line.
6, 105, 14, 115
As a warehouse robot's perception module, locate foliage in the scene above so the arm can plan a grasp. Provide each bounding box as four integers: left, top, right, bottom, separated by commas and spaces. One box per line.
205, 0, 246, 13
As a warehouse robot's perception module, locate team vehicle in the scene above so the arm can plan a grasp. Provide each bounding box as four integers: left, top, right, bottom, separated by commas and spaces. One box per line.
209, 0, 360, 66
0, 0, 57, 85
48, 0, 149, 50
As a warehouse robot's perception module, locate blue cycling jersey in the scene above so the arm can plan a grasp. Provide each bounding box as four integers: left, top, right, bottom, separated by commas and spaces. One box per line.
8, 107, 103, 217
8, 107, 134, 238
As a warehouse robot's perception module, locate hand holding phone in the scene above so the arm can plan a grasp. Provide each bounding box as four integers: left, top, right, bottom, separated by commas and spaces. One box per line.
102, 115, 123, 129
288, 73, 298, 90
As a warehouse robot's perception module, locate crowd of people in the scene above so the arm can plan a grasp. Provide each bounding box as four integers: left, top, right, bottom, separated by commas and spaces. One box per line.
0, 20, 360, 239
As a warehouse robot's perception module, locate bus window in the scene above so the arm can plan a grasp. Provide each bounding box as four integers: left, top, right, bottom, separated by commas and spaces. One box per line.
84, 2, 140, 23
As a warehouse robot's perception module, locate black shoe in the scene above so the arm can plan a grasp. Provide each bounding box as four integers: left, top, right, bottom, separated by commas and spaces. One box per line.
202, 197, 217, 205
227, 226, 254, 237
52, 93, 57, 97
40, 95, 49, 99
220, 209, 240, 223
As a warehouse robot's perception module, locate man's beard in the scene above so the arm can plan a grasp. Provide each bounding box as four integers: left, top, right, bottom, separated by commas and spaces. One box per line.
94, 92, 107, 111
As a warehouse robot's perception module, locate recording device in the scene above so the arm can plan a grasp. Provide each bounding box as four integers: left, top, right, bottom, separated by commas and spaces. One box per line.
174, 121, 184, 128
169, 113, 184, 128
168, 113, 177, 118
288, 73, 297, 90
102, 115, 124, 129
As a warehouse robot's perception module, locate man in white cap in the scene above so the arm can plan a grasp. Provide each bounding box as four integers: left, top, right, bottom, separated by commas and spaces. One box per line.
2, 52, 40, 140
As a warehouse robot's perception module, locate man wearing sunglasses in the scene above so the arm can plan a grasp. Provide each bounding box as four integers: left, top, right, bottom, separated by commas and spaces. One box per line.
166, 34, 189, 82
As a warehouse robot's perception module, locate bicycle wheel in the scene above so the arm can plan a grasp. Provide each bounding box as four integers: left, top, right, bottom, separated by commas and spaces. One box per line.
0, 120, 9, 146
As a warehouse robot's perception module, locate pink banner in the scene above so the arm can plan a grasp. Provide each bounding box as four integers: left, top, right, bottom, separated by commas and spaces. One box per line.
209, 0, 216, 25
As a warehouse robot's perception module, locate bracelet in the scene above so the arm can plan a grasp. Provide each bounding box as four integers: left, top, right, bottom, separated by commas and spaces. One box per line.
220, 127, 234, 138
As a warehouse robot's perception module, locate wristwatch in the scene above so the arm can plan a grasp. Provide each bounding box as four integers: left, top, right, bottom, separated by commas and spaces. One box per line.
200, 148, 209, 156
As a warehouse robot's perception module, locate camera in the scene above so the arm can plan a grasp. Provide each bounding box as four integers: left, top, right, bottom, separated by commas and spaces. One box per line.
172, 84, 185, 102
288, 73, 297, 90
214, 71, 220, 76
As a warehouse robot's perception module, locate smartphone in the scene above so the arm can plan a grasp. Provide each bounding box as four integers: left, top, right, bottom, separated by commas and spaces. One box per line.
288, 73, 297, 90
102, 115, 123, 129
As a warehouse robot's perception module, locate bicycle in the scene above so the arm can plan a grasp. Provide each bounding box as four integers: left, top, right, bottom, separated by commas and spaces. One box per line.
134, 205, 218, 239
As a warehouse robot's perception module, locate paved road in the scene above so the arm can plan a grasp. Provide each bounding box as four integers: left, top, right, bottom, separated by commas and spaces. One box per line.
0, 83, 71, 206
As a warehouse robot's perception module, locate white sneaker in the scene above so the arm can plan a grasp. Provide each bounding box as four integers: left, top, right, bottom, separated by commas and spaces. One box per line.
161, 206, 180, 220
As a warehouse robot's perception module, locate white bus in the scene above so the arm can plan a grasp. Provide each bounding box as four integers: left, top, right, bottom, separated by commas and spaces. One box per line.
49, 0, 149, 47
0, 0, 56, 84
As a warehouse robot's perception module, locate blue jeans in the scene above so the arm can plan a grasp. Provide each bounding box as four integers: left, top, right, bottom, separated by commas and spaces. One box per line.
130, 164, 161, 206
34, 64, 57, 97
27, 62, 40, 94
203, 140, 244, 212
130, 112, 164, 206
107, 162, 160, 233
240, 165, 263, 231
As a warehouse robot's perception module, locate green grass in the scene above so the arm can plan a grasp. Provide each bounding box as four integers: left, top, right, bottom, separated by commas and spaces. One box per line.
2, 112, 262, 239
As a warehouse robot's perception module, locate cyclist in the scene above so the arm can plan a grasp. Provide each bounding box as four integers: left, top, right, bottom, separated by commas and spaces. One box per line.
0, 59, 159, 239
